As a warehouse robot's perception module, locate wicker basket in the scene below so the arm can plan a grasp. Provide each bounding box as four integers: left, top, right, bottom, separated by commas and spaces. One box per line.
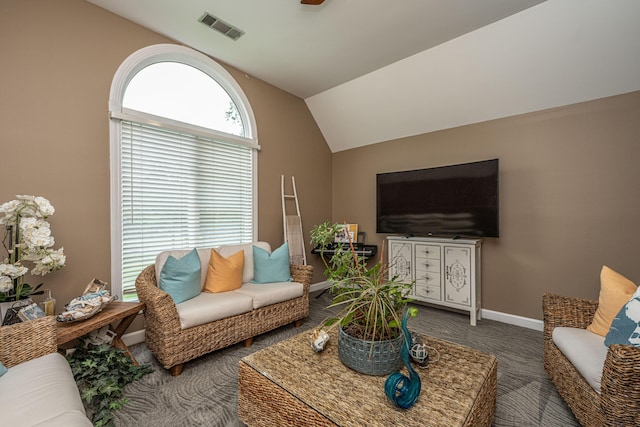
337, 325, 404, 376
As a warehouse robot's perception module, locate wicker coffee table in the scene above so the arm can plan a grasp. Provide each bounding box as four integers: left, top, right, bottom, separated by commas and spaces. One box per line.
238, 329, 497, 426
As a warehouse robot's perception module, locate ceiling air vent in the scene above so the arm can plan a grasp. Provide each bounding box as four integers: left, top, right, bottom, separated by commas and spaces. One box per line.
198, 12, 244, 41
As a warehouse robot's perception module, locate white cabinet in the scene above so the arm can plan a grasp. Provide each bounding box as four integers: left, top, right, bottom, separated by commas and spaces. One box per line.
388, 236, 482, 325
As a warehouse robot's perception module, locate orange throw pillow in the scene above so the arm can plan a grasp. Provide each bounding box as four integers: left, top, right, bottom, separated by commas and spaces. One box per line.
586, 266, 638, 336
203, 249, 244, 293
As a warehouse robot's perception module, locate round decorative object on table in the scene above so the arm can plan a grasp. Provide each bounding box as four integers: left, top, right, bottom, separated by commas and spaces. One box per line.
410, 343, 430, 366
310, 328, 330, 352
410, 331, 423, 347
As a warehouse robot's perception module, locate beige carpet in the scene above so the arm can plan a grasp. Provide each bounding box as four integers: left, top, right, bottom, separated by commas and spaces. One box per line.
114, 291, 579, 427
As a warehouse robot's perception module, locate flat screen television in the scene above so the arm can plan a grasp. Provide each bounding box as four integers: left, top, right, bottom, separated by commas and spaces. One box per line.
376, 159, 499, 238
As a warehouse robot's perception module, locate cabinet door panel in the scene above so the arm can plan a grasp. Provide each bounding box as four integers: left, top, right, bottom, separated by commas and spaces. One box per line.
444, 246, 471, 306
389, 242, 412, 282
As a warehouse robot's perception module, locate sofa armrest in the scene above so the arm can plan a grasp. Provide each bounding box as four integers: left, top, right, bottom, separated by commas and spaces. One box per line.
600, 344, 640, 426
0, 316, 57, 368
135, 265, 182, 333
542, 293, 598, 342
290, 264, 313, 294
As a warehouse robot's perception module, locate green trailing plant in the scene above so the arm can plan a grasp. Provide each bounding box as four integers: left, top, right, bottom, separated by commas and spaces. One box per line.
310, 221, 416, 342
66, 338, 153, 427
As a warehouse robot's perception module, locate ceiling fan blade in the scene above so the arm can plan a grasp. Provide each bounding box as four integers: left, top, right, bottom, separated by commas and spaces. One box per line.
301, 0, 325, 5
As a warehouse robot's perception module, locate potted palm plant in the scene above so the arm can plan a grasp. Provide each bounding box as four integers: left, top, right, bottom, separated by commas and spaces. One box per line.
310, 221, 416, 375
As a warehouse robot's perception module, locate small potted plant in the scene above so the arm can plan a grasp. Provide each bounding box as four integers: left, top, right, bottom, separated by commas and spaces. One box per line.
310, 221, 416, 375
0, 195, 66, 323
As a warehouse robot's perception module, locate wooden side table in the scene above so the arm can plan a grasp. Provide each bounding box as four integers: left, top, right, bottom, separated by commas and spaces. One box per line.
56, 301, 145, 364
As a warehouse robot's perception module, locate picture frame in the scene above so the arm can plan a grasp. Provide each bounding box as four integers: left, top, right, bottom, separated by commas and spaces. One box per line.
17, 303, 46, 322
334, 223, 358, 244
1, 299, 31, 326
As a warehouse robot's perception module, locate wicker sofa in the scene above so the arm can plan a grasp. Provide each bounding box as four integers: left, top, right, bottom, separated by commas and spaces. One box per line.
542, 293, 640, 426
135, 242, 313, 376
0, 316, 92, 426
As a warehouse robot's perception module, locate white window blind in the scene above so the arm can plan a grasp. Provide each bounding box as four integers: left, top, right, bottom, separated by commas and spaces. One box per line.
120, 120, 254, 300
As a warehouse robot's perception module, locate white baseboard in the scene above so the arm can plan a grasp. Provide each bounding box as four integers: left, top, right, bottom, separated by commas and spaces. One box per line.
122, 329, 146, 346
481, 308, 543, 331
309, 280, 332, 293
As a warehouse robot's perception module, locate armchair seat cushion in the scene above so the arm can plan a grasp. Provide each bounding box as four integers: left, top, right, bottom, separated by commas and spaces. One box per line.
0, 352, 91, 427
552, 326, 608, 393
235, 282, 304, 309
176, 291, 254, 329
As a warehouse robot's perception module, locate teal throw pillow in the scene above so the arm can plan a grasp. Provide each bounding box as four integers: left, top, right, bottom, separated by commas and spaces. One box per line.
0, 361, 7, 377
605, 286, 640, 348
159, 248, 201, 304
252, 243, 292, 284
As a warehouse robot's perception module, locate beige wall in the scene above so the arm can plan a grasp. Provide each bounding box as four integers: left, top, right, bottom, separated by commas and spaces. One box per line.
333, 91, 640, 320
0, 0, 332, 329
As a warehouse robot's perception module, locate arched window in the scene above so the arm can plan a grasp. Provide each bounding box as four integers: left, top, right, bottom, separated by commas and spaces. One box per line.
109, 44, 259, 301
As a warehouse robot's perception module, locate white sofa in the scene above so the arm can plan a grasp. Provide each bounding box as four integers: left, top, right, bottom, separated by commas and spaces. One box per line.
136, 241, 313, 376
0, 316, 92, 426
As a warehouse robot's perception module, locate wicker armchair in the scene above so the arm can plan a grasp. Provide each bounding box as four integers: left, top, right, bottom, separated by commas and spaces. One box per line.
543, 293, 640, 426
135, 263, 313, 376
0, 316, 58, 367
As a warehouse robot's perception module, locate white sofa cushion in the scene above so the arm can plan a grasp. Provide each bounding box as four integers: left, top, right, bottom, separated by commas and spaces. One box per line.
155, 242, 272, 290
33, 410, 94, 427
235, 282, 304, 309
552, 326, 608, 393
0, 353, 92, 426
176, 290, 254, 329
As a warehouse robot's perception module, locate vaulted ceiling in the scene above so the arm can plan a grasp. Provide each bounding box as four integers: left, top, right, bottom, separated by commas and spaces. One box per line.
88, 0, 640, 152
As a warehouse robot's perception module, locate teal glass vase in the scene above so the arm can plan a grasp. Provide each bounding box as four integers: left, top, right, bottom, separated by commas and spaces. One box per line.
384, 310, 422, 409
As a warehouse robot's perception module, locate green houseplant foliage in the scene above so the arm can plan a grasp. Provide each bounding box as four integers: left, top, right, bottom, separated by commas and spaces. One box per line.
310, 221, 416, 343
66, 338, 153, 427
